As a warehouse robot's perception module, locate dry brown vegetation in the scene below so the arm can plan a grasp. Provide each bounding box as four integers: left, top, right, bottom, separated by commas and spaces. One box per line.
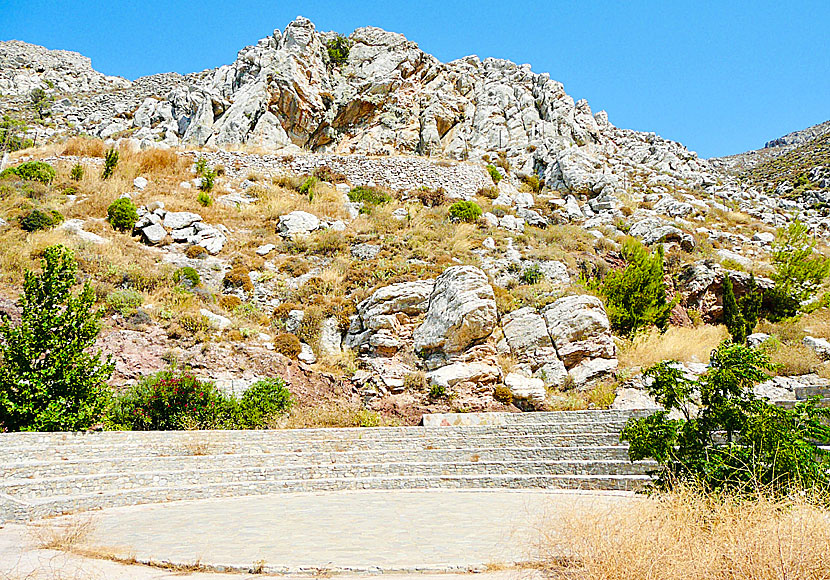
539, 487, 830, 580
618, 325, 728, 369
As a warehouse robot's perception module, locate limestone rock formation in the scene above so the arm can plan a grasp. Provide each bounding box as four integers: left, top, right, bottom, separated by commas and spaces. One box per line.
413, 266, 497, 366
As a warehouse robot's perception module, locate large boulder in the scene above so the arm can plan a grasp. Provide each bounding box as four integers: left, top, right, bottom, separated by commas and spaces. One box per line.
413, 266, 497, 364
676, 261, 774, 322
542, 295, 616, 386
501, 306, 567, 386
278, 211, 320, 237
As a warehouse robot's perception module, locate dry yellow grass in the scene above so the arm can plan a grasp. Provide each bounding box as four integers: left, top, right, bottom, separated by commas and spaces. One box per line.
61, 136, 107, 157
539, 487, 830, 580
29, 516, 95, 551
619, 325, 727, 368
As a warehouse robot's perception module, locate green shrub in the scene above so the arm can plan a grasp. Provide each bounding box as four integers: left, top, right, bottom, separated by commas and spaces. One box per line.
520, 174, 541, 193
19, 208, 63, 231
595, 238, 675, 336
197, 190, 212, 207
199, 168, 216, 193
106, 289, 143, 315
110, 371, 233, 430
101, 148, 119, 179
326, 34, 352, 66
429, 383, 447, 398
519, 264, 544, 285
0, 116, 32, 152
348, 186, 391, 213
0, 161, 55, 184
70, 163, 84, 181
106, 197, 139, 232
238, 378, 293, 428
771, 219, 830, 306
194, 158, 208, 175
621, 341, 830, 493
722, 274, 761, 344
298, 176, 318, 199
486, 164, 502, 184
173, 266, 201, 288
0, 245, 114, 431
448, 200, 482, 223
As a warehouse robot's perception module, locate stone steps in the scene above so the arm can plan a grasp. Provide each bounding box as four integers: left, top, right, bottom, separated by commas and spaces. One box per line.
1, 459, 658, 500
1, 473, 652, 522
0, 410, 652, 522
0, 432, 630, 461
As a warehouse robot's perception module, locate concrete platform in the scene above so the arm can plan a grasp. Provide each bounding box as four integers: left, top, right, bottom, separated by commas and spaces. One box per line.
8, 489, 635, 576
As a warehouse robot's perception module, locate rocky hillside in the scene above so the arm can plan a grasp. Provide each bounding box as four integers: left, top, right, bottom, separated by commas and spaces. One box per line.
1, 18, 830, 426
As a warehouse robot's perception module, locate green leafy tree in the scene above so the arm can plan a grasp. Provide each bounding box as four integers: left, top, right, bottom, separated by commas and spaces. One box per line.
0, 245, 114, 431
771, 219, 830, 305
596, 238, 675, 336
448, 200, 483, 223
622, 341, 830, 493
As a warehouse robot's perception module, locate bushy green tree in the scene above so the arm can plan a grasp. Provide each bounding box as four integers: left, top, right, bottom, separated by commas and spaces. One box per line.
326, 35, 352, 66
106, 197, 138, 232
448, 200, 483, 223
237, 378, 293, 428
622, 341, 830, 493
0, 245, 114, 431
0, 161, 56, 184
597, 239, 675, 336
19, 208, 63, 232
486, 164, 502, 184
771, 219, 830, 305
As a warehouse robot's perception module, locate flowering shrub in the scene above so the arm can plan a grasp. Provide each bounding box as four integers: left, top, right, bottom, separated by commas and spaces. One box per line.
110, 371, 234, 430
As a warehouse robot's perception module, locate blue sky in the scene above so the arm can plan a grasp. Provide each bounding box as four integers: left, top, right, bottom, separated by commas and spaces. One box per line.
3, 0, 828, 158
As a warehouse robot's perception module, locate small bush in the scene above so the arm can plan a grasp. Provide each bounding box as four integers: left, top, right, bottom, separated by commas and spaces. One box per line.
313, 165, 346, 183
219, 295, 242, 311
238, 378, 293, 428
70, 163, 84, 181
173, 266, 200, 288
178, 312, 210, 334
403, 371, 428, 391
448, 200, 483, 223
519, 264, 544, 285
197, 190, 212, 207
101, 148, 119, 179
222, 264, 253, 293
298, 176, 318, 199
19, 208, 63, 231
185, 245, 208, 259
274, 333, 302, 359
415, 187, 446, 207
477, 185, 499, 199
348, 186, 391, 211
429, 383, 447, 398
486, 164, 502, 184
326, 34, 352, 66
520, 174, 541, 193
106, 198, 139, 232
493, 384, 513, 405
106, 289, 143, 315
0, 161, 56, 184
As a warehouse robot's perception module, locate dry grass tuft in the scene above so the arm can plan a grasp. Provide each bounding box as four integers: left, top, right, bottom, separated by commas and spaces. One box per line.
29, 516, 95, 551
538, 487, 830, 580
619, 325, 727, 369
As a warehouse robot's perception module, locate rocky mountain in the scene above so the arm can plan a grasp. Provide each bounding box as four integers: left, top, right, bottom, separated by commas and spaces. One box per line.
1, 18, 829, 424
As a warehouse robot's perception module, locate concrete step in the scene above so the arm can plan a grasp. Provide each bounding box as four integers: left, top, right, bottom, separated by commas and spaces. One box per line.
0, 458, 657, 500
794, 386, 830, 400
1, 445, 636, 479
0, 473, 652, 521
0, 432, 628, 462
